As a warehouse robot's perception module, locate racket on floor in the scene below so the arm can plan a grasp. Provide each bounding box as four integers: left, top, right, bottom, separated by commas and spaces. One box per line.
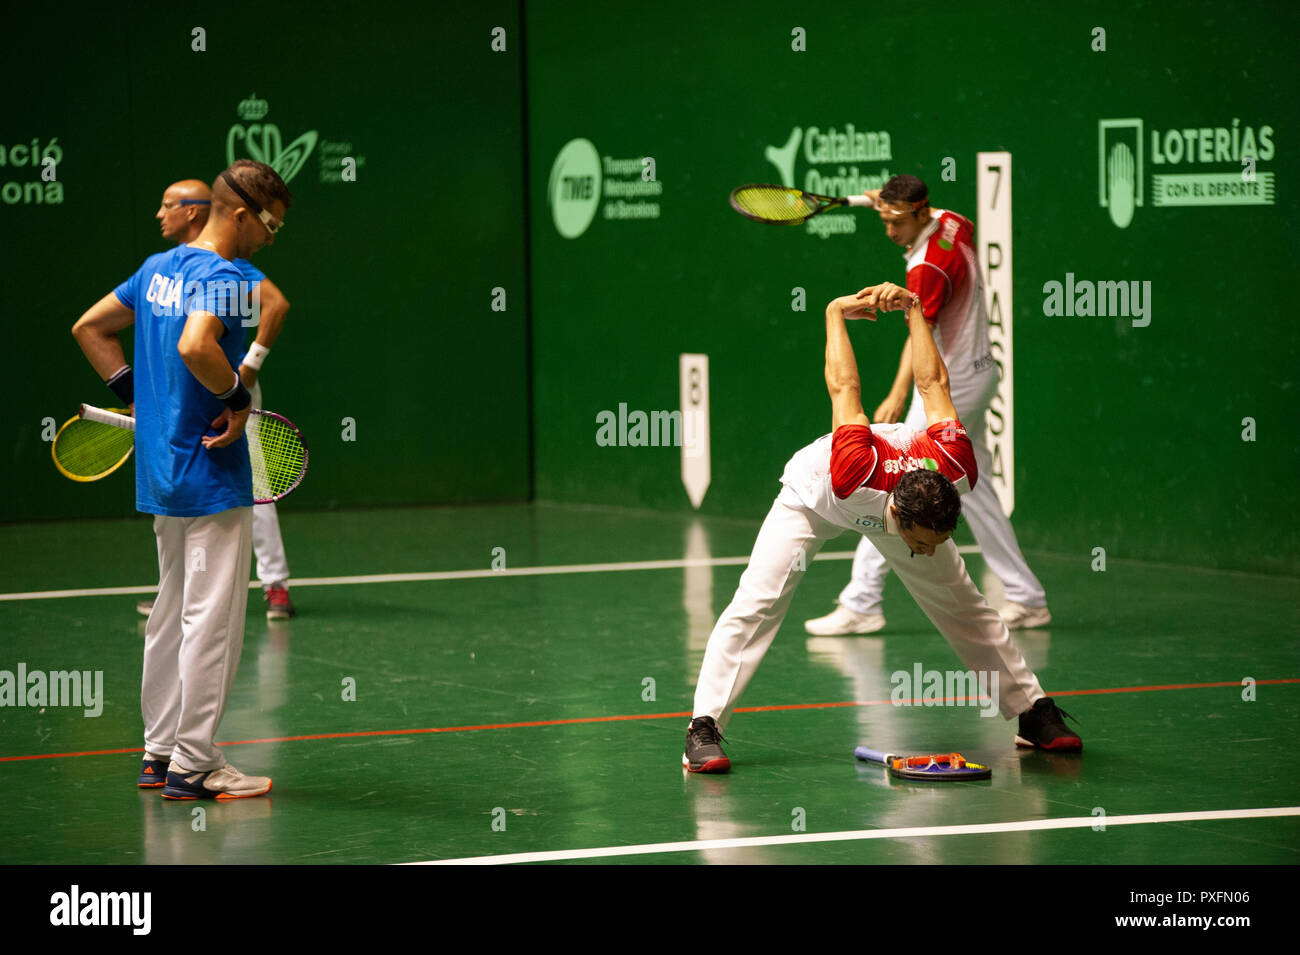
51, 407, 135, 481
78, 404, 309, 504
729, 183, 877, 225
855, 746, 992, 781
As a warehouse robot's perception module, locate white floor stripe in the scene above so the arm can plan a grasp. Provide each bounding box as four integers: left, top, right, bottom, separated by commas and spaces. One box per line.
0, 547, 981, 602
406, 806, 1300, 865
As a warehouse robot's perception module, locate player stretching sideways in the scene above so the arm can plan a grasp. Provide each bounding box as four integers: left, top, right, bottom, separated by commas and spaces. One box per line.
136, 177, 297, 621
684, 283, 1081, 773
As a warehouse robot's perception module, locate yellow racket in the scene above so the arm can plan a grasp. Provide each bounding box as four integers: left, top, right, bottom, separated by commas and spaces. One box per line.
76, 405, 309, 503
51, 407, 134, 481
729, 183, 877, 225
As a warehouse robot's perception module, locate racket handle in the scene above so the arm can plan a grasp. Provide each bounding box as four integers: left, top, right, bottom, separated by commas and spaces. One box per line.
846, 195, 877, 208
80, 404, 135, 431
854, 746, 893, 765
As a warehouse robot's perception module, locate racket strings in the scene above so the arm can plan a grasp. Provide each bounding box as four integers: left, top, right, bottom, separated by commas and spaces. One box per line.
249, 415, 307, 500
53, 419, 134, 479
732, 185, 819, 222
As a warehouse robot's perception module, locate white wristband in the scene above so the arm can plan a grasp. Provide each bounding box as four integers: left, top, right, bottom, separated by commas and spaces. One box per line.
244, 342, 271, 370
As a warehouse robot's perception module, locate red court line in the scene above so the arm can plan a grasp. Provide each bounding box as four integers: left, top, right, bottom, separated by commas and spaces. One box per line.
2, 678, 1295, 763
1051, 680, 1296, 697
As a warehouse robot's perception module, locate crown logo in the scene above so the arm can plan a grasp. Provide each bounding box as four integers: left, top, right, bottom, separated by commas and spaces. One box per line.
237, 93, 269, 121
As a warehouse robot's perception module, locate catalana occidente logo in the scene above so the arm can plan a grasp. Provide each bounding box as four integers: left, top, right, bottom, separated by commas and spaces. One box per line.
225, 93, 365, 185
1099, 117, 1275, 229
549, 137, 663, 238
760, 124, 894, 239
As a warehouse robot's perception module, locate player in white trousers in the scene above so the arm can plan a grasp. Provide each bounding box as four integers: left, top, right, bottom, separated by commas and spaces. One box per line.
137, 178, 296, 620
74, 160, 292, 798
683, 282, 1081, 773
142, 509, 254, 773
805, 175, 1049, 636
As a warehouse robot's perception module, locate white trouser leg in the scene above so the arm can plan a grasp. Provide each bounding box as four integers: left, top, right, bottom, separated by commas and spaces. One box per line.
248, 379, 290, 589
252, 503, 289, 589
869, 533, 1043, 718
693, 491, 843, 730
169, 507, 254, 771
142, 516, 186, 757
958, 434, 1046, 607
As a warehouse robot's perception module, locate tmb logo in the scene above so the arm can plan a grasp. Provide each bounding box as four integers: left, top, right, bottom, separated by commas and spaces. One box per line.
548, 138, 601, 238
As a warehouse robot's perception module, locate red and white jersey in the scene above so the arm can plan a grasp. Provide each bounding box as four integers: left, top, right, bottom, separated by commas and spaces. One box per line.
906, 210, 997, 386
779, 421, 977, 533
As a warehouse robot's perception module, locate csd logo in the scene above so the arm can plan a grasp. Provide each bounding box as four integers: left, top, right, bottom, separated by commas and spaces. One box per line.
226, 123, 317, 184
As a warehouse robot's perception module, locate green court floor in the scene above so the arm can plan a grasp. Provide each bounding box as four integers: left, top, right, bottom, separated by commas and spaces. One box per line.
1, 503, 1296, 864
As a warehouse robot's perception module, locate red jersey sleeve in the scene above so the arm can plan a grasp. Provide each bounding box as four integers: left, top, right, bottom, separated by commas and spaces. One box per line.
925, 419, 978, 489
907, 212, 971, 322
830, 425, 880, 498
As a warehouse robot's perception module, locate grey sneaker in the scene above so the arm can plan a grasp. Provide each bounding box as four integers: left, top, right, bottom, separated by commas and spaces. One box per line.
999, 602, 1052, 629
161, 763, 272, 800
804, 604, 886, 635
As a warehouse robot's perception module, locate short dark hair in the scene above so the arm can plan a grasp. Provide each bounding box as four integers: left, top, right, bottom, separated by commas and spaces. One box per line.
879, 174, 929, 209
893, 469, 960, 534
221, 159, 293, 212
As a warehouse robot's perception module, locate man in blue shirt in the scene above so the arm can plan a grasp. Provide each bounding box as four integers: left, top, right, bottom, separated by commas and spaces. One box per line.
137, 177, 297, 620
73, 160, 291, 799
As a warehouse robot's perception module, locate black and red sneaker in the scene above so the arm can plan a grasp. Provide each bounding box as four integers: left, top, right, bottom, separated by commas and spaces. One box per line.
265, 585, 296, 620
683, 716, 731, 773
1016, 697, 1083, 752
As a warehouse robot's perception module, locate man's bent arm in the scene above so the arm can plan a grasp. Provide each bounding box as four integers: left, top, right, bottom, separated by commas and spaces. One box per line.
249, 277, 289, 349
240, 278, 289, 388
180, 311, 251, 449
825, 297, 871, 430
903, 296, 958, 426
179, 311, 244, 393
72, 293, 135, 381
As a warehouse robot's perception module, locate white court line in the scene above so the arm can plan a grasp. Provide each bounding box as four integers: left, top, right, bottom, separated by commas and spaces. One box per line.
406, 806, 1300, 865
0, 547, 981, 602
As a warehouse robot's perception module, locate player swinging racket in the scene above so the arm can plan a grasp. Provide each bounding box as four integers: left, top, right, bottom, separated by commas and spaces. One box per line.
805, 174, 1050, 636
137, 177, 298, 620
683, 283, 1081, 773
71, 159, 291, 799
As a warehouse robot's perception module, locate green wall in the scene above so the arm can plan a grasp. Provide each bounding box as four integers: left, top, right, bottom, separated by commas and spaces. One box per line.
526, 0, 1300, 575
3, 0, 528, 521
3, 1, 1297, 577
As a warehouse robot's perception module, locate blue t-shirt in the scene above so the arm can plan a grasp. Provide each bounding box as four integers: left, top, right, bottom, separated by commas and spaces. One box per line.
114, 246, 253, 516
